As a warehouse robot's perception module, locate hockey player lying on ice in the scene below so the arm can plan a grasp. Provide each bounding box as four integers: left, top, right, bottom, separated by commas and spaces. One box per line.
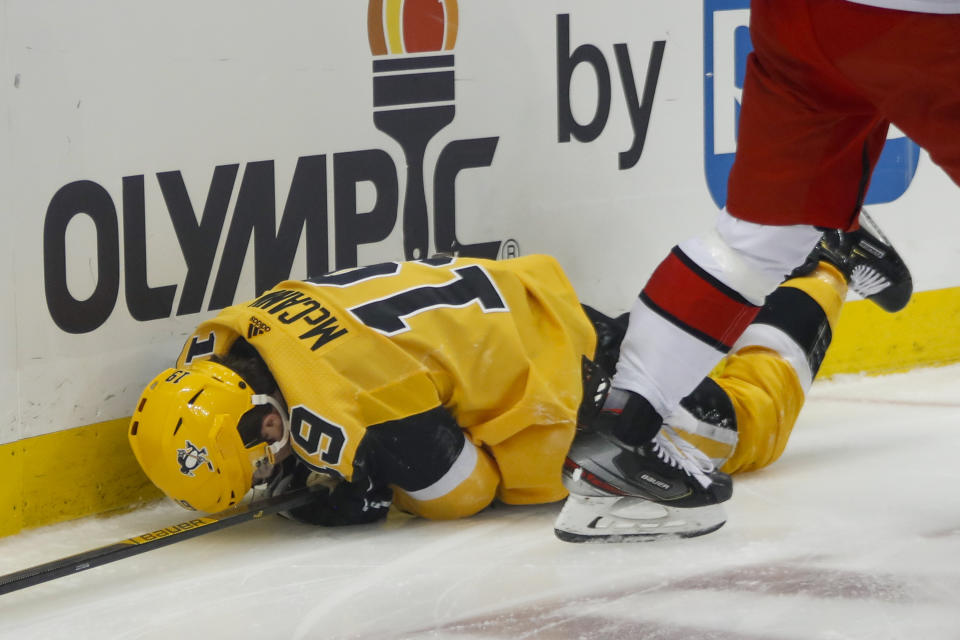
128, 217, 910, 542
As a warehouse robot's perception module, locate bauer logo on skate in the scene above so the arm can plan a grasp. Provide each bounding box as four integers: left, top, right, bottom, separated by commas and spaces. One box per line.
41, 0, 505, 335
641, 473, 670, 491
702, 0, 921, 210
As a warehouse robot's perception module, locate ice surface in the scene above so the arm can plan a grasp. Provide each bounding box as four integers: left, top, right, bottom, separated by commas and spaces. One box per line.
1, 364, 959, 639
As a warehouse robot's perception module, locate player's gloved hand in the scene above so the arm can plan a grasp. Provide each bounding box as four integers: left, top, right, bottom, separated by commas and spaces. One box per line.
298, 476, 393, 526
266, 458, 392, 526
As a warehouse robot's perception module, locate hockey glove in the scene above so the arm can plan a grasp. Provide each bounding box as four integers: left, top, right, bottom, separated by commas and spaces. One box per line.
268, 458, 392, 526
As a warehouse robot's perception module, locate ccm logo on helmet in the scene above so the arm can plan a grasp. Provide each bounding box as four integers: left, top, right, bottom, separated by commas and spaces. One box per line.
178, 440, 215, 477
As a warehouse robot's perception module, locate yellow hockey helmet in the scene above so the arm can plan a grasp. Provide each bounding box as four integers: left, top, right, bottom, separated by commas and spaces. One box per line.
128, 360, 284, 513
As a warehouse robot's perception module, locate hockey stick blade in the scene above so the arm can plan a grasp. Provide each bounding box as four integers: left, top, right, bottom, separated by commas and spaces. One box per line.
0, 487, 320, 596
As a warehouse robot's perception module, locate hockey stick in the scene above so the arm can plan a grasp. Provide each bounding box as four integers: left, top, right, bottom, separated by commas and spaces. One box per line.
0, 486, 320, 596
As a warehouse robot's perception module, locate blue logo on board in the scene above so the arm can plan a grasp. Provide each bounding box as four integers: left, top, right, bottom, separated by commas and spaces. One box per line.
703, 0, 920, 210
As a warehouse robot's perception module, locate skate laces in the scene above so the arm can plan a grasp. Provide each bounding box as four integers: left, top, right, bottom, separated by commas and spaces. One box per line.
653, 426, 714, 489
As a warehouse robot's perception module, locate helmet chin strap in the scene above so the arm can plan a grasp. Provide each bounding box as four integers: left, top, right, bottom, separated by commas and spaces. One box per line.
251, 394, 290, 462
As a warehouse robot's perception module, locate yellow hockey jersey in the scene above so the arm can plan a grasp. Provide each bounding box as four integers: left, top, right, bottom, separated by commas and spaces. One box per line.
176, 255, 596, 484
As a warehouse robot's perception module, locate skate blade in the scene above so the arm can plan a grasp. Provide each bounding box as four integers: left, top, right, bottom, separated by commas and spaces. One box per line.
554, 494, 726, 543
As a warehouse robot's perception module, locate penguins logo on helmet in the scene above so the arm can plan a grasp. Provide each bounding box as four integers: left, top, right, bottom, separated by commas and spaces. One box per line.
177, 440, 215, 477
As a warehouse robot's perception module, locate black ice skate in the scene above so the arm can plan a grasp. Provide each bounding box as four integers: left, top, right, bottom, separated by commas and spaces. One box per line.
803, 210, 913, 312
556, 390, 733, 543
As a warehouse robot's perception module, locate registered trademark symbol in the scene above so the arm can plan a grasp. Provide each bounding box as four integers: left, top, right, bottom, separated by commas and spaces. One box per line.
499, 239, 520, 260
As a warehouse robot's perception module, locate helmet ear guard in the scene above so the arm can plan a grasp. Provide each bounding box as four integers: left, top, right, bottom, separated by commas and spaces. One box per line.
128, 362, 276, 512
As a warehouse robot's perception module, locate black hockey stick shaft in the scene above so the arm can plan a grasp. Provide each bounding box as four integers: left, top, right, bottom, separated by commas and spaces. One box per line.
0, 487, 319, 596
